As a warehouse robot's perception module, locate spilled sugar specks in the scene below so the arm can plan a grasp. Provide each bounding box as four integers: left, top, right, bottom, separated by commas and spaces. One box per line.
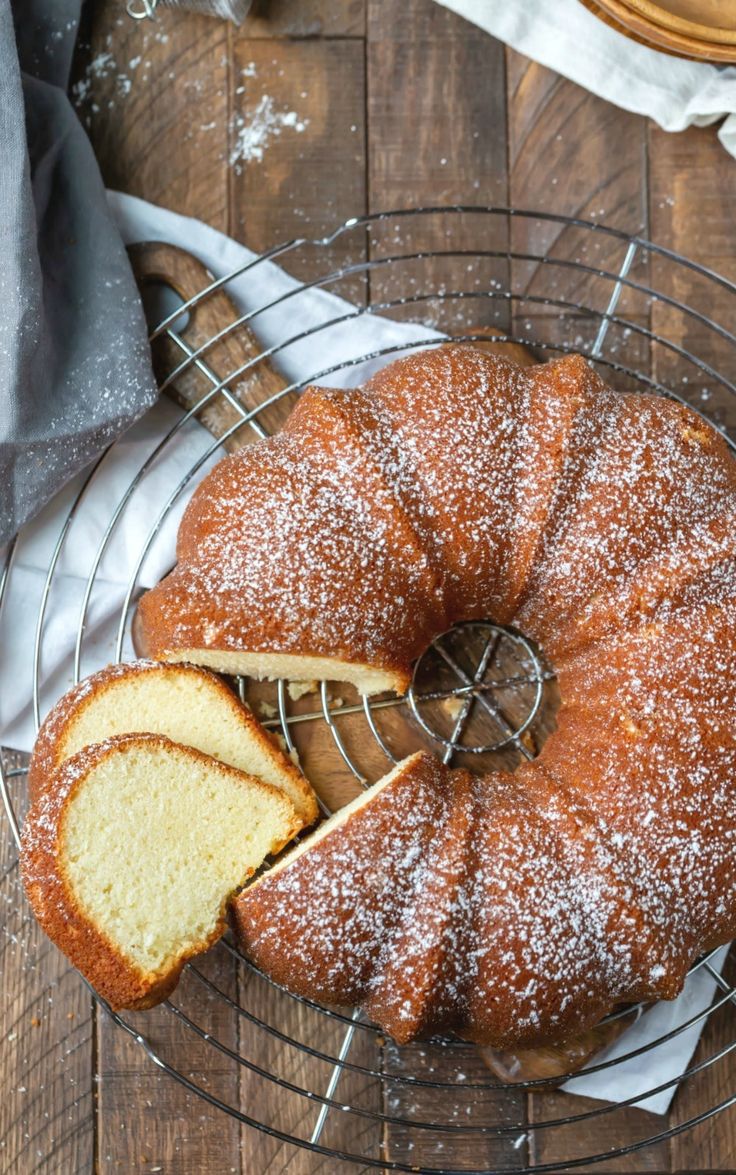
228, 96, 309, 172
71, 36, 310, 172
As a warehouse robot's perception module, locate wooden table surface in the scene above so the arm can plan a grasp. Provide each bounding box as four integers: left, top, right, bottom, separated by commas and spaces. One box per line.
3, 1, 736, 1171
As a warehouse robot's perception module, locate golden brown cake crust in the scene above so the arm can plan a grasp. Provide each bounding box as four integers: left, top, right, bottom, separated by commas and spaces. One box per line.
138, 345, 736, 679
140, 345, 736, 1047
28, 659, 318, 825
21, 733, 300, 1011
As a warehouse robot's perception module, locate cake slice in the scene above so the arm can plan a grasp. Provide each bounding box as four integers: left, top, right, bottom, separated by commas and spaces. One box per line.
21, 733, 300, 1010
28, 660, 318, 827
134, 385, 449, 698
232, 752, 455, 1033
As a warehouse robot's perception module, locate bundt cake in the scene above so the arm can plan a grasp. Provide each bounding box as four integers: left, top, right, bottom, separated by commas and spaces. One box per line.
21, 733, 300, 1009
235, 713, 736, 1047
134, 345, 736, 1045
135, 346, 736, 689
28, 660, 318, 826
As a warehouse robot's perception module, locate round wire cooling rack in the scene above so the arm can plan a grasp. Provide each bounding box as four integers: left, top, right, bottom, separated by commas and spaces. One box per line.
3, 206, 736, 1172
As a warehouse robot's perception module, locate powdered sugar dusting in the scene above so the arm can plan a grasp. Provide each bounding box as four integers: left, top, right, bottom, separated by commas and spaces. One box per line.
72, 35, 310, 175
218, 346, 736, 1046
228, 97, 309, 172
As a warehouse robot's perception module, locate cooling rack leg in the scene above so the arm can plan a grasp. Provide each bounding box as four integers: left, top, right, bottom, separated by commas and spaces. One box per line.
309, 1008, 360, 1146
590, 241, 639, 359
704, 960, 736, 1007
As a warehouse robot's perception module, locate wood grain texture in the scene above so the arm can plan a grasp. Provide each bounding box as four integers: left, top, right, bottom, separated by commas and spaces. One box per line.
0, 757, 94, 1175
506, 48, 650, 331
241, 0, 365, 38
527, 1090, 671, 1173
590, 0, 736, 61
237, 966, 382, 1173
381, 1041, 529, 1172
649, 123, 736, 438
227, 35, 367, 303
9, 1, 734, 1170
129, 241, 298, 446
367, 0, 511, 336
74, 5, 230, 230
669, 950, 736, 1173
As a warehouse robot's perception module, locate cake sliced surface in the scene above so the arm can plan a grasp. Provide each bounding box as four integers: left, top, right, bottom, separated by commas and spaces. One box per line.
28, 660, 318, 826
22, 734, 300, 1009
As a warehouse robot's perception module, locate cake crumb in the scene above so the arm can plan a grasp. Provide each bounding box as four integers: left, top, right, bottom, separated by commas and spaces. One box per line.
257, 699, 278, 719
441, 696, 464, 721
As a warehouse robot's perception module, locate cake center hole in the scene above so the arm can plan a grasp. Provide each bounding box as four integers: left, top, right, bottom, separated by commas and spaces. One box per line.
406, 621, 557, 767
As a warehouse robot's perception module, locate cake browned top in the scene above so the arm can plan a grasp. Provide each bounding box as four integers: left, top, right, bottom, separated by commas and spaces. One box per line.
135, 345, 736, 1047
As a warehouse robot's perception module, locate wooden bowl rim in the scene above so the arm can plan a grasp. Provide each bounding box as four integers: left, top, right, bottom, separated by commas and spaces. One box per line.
623, 0, 736, 44
592, 0, 736, 58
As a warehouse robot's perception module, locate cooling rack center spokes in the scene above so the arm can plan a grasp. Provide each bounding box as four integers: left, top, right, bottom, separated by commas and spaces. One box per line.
406, 621, 551, 766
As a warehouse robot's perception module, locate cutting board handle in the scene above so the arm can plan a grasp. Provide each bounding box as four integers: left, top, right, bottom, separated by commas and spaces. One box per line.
128, 240, 297, 449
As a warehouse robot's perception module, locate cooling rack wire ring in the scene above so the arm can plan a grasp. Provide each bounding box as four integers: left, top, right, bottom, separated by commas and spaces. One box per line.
2, 207, 736, 1172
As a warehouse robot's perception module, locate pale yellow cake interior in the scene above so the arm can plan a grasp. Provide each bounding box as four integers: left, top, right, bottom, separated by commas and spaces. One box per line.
61, 742, 295, 974
59, 666, 315, 823
164, 649, 403, 697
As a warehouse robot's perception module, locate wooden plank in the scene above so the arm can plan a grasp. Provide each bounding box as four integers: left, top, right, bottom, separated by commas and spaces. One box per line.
528, 1089, 671, 1172
648, 123, 736, 437
367, 0, 510, 336
72, 2, 230, 230
237, 966, 383, 1172
668, 948, 736, 1173
97, 946, 242, 1175
241, 0, 364, 38
227, 37, 367, 304
0, 757, 94, 1174
649, 123, 736, 1173
506, 49, 650, 333
381, 1041, 529, 1172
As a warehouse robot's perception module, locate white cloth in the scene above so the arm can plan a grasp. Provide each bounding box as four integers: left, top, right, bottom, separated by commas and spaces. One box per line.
0, 192, 442, 754
435, 0, 736, 160
564, 946, 730, 1113
0, 192, 727, 1113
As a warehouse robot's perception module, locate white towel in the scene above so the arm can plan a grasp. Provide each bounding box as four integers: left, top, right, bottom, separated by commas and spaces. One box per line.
1, 191, 727, 1115
0, 192, 442, 755
435, 0, 736, 160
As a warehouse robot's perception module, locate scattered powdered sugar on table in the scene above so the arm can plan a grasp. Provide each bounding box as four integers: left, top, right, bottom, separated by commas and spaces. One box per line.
72, 36, 310, 173
228, 96, 309, 172
71, 19, 165, 123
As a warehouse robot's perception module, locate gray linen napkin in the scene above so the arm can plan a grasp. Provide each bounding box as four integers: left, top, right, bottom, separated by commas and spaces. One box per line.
0, 0, 156, 545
